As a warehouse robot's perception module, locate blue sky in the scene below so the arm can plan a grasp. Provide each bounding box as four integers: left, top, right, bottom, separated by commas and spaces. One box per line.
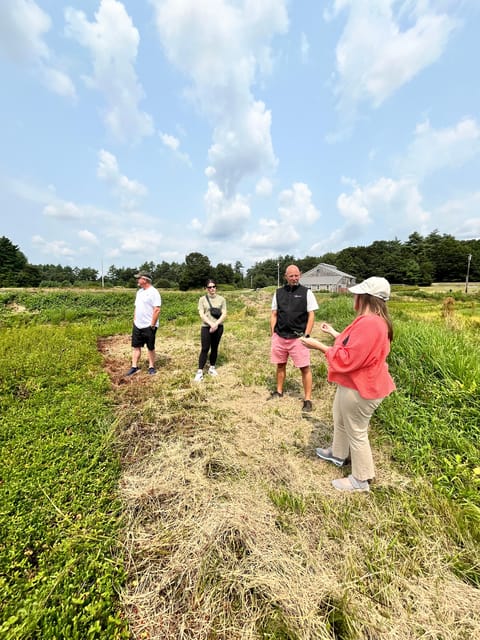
1, 0, 479, 273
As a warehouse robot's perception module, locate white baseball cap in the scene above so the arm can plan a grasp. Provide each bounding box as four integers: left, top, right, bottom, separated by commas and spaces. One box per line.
348, 276, 390, 301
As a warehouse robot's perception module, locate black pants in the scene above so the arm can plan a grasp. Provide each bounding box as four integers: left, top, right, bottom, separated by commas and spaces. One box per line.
198, 325, 224, 369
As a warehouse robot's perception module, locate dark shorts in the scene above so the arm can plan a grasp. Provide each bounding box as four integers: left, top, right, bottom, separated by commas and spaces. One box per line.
131, 325, 157, 350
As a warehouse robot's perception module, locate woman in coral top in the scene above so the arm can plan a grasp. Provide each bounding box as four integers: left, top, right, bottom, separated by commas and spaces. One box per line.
301, 277, 395, 492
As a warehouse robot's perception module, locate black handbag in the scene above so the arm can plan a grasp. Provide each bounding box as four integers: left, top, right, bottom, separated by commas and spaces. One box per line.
205, 295, 222, 319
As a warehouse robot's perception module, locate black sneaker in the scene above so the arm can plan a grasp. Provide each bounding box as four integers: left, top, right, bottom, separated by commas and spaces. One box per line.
269, 390, 284, 399
148, 367, 156, 375
125, 366, 139, 376
302, 400, 313, 412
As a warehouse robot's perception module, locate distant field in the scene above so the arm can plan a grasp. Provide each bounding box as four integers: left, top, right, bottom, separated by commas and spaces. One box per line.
422, 281, 480, 293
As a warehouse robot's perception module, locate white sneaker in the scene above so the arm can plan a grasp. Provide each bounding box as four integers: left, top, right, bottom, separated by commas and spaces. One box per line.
194, 369, 204, 382
208, 365, 218, 377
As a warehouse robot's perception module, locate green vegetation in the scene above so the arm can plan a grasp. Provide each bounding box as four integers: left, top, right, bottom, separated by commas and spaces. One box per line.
1, 287, 479, 638
0, 323, 129, 639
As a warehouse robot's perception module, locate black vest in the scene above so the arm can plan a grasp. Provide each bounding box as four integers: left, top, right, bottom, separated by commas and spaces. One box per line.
274, 284, 309, 338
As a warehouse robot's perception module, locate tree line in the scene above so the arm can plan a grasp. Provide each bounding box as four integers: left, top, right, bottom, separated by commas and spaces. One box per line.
0, 231, 478, 290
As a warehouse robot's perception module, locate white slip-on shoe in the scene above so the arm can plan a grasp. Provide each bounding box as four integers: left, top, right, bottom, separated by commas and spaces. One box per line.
332, 474, 370, 492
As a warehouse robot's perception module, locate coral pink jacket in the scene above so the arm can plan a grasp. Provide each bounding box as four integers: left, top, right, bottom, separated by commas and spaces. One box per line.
325, 314, 396, 399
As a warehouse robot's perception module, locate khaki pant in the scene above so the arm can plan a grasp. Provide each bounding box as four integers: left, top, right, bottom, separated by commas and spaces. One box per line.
332, 385, 383, 482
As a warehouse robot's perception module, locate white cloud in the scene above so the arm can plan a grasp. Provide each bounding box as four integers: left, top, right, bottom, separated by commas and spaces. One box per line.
337, 176, 430, 233
396, 117, 480, 180
32, 235, 76, 258
435, 191, 480, 239
65, 0, 153, 142
6, 176, 113, 223
278, 182, 320, 224
243, 218, 300, 251
300, 32, 310, 63
151, 0, 288, 196
205, 166, 216, 178
0, 0, 76, 99
159, 132, 192, 165
202, 181, 251, 238
208, 100, 277, 196
113, 229, 164, 253
97, 149, 147, 209
40, 66, 76, 99
78, 229, 99, 244
0, 0, 51, 63
160, 132, 180, 151
328, 1, 457, 121
255, 177, 273, 197
44, 201, 83, 219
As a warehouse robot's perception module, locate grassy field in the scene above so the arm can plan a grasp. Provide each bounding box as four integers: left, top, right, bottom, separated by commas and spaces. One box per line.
1, 286, 479, 639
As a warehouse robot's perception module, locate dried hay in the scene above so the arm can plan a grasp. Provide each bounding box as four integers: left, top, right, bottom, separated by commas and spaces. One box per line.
99, 317, 480, 640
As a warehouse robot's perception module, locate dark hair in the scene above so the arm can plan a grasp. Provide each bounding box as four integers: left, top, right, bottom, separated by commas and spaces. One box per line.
205, 279, 216, 287
356, 294, 394, 341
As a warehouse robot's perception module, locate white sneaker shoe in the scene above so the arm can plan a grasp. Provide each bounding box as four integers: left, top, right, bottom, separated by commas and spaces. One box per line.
208, 365, 218, 377
194, 369, 204, 382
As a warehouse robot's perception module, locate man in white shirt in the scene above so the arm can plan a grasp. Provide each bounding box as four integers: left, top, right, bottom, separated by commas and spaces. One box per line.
125, 272, 161, 376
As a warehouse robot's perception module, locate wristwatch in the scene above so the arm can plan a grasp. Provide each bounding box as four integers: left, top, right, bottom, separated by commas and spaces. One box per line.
304, 334, 310, 338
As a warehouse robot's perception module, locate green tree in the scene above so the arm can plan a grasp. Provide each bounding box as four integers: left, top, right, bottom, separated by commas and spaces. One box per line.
0, 236, 28, 286
74, 267, 99, 282
17, 264, 42, 287
233, 261, 244, 287
179, 252, 212, 290
215, 262, 234, 285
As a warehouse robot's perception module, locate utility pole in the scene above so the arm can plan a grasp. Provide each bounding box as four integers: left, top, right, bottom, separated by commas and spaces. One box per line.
465, 254, 472, 293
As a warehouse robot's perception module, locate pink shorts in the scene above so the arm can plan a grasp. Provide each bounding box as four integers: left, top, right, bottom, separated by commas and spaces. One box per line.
270, 332, 311, 368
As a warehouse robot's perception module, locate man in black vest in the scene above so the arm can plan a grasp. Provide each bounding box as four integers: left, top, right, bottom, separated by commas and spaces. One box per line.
270, 264, 319, 411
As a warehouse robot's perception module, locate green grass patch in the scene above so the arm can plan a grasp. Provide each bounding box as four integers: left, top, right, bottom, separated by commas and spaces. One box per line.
0, 324, 128, 639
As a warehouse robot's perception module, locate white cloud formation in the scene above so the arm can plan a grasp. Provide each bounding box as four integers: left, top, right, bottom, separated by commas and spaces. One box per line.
5, 176, 113, 223
40, 66, 76, 99
243, 218, 300, 251
242, 182, 319, 253
112, 229, 164, 253
0, 0, 76, 99
337, 176, 430, 232
32, 235, 76, 258
328, 1, 457, 122
159, 132, 192, 165
396, 117, 480, 180
300, 32, 310, 63
205, 166, 216, 178
278, 182, 320, 224
44, 201, 83, 219
160, 132, 180, 151
151, 0, 288, 198
255, 177, 273, 197
97, 149, 147, 209
0, 0, 50, 63
202, 181, 251, 238
434, 191, 480, 239
65, 0, 153, 142
78, 229, 99, 244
